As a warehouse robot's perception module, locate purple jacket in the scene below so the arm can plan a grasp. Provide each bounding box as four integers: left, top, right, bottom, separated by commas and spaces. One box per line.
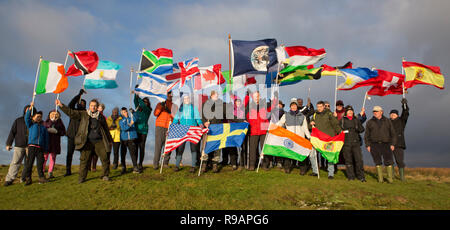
44, 118, 66, 154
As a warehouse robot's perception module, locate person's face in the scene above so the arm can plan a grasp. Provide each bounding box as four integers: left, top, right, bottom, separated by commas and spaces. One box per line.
297, 99, 303, 107
143, 98, 150, 107
235, 100, 241, 107
112, 109, 118, 116
317, 104, 325, 112
121, 109, 128, 117
183, 96, 190, 104
373, 110, 383, 119
252, 92, 260, 103
390, 113, 398, 120
325, 104, 330, 110
346, 110, 354, 117
211, 93, 218, 101
89, 101, 98, 113
278, 104, 283, 109
290, 104, 298, 112
98, 106, 104, 113
167, 92, 173, 100
49, 111, 58, 120
337, 105, 343, 111
33, 114, 42, 123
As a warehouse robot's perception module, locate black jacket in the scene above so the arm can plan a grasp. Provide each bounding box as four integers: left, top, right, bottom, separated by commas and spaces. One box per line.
202, 98, 227, 124
341, 116, 365, 146
6, 117, 28, 148
66, 92, 85, 138
364, 115, 397, 147
390, 101, 409, 149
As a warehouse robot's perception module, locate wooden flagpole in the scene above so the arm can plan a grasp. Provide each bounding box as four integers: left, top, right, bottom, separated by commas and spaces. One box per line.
32, 56, 43, 104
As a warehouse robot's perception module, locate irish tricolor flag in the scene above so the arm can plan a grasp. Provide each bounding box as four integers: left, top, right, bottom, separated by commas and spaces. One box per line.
262, 124, 313, 162
35, 60, 68, 95
310, 128, 345, 164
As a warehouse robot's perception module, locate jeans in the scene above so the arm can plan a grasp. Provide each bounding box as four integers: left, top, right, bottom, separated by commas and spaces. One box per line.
175, 142, 199, 167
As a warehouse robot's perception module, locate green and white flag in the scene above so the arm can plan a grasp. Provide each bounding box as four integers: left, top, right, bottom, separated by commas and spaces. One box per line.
35, 60, 68, 95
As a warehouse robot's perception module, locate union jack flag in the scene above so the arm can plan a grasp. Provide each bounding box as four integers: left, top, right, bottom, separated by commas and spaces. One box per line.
165, 57, 200, 88
163, 123, 208, 155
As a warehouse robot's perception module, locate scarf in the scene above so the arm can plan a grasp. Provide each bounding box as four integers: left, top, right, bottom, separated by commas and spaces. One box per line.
87, 110, 100, 119
346, 115, 353, 120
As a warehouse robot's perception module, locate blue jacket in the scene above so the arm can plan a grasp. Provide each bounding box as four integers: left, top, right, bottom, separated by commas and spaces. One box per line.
119, 113, 138, 141
25, 109, 49, 152
172, 104, 203, 126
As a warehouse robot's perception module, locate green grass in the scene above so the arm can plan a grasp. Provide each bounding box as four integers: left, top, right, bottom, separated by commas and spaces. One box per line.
0, 164, 449, 210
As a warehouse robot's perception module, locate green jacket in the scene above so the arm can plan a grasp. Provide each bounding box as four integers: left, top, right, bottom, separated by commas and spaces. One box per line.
134, 95, 152, 135
60, 104, 113, 152
311, 109, 341, 136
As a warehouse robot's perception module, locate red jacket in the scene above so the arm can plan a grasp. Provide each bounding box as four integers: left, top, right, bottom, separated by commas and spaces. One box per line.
245, 95, 277, 136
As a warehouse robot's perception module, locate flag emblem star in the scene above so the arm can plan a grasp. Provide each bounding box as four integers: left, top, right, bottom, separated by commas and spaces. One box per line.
99, 70, 104, 78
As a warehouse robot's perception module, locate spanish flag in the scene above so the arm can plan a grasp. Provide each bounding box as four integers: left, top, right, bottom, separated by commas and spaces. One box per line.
403, 61, 445, 89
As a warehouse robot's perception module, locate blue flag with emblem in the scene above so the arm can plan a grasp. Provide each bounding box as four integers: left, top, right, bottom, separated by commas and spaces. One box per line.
204, 122, 249, 154
231, 39, 278, 76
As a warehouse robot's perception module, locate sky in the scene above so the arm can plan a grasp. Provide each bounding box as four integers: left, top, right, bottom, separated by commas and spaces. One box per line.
0, 0, 449, 167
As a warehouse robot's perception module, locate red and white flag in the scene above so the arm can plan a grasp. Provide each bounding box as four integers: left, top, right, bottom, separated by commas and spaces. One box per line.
367, 69, 405, 96
194, 64, 225, 91
163, 123, 208, 155
165, 57, 200, 88
284, 46, 326, 66
65, 51, 99, 77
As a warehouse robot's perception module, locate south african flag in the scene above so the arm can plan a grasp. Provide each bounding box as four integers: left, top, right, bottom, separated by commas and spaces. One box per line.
139, 48, 173, 75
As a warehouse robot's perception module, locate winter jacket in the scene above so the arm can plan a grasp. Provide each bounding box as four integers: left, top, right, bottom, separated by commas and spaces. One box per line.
60, 104, 113, 151
134, 94, 152, 135
119, 113, 138, 141
277, 110, 310, 138
390, 101, 409, 149
106, 116, 122, 143
311, 109, 341, 137
340, 116, 365, 146
173, 104, 203, 126
6, 117, 28, 148
24, 109, 49, 152
364, 116, 397, 148
43, 116, 66, 154
66, 92, 85, 138
154, 99, 175, 128
246, 99, 275, 136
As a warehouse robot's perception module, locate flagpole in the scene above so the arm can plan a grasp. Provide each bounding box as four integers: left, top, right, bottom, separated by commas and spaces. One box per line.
160, 122, 171, 174
334, 69, 338, 112
401, 57, 406, 99
362, 90, 369, 109
129, 67, 134, 109
55, 51, 70, 112
137, 48, 144, 83
256, 123, 271, 173
198, 132, 208, 176
32, 56, 43, 104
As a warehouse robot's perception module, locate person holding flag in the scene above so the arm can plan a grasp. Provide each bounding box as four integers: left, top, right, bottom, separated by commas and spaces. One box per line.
133, 89, 153, 173
153, 91, 176, 169
389, 98, 410, 181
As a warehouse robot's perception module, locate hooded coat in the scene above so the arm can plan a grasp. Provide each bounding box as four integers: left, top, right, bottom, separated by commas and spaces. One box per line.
43, 111, 66, 154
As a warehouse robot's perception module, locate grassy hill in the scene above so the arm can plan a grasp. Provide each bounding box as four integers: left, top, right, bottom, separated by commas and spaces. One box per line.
0, 164, 449, 210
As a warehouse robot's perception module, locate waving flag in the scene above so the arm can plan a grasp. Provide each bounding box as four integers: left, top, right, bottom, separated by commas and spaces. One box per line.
321, 62, 353, 77
367, 70, 405, 96
222, 70, 256, 93
310, 128, 344, 164
35, 60, 68, 95
194, 64, 225, 91
84, 61, 121, 89
204, 123, 249, 154
165, 57, 200, 88
403, 61, 445, 89
139, 48, 173, 75
135, 73, 169, 101
262, 124, 313, 162
278, 66, 322, 86
231, 39, 278, 76
337, 68, 379, 90
164, 123, 208, 155
281, 46, 326, 73
65, 51, 99, 76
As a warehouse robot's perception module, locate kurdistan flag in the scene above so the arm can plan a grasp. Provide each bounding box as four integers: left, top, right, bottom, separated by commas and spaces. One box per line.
403, 61, 445, 89
310, 128, 344, 164
35, 60, 68, 95
262, 124, 313, 162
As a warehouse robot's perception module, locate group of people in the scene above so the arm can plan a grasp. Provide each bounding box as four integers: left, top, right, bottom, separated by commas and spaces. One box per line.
3, 87, 409, 186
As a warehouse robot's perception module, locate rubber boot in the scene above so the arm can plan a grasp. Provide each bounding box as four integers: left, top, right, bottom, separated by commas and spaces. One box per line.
386, 165, 394, 183
399, 168, 405, 181
376, 165, 384, 183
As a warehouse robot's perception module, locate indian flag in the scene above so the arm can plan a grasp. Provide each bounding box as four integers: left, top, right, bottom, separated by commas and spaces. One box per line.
403, 61, 445, 89
35, 60, 68, 95
310, 128, 345, 164
84, 61, 121, 89
262, 124, 313, 162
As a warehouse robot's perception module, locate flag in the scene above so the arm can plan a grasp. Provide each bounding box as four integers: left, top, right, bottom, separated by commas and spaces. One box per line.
222, 70, 256, 93
403, 61, 445, 89
84, 61, 121, 89
277, 67, 323, 86
65, 51, 99, 76
280, 46, 326, 73
163, 123, 209, 155
231, 39, 278, 76
139, 48, 173, 75
204, 122, 249, 154
135, 73, 169, 101
194, 64, 225, 91
261, 124, 313, 162
367, 70, 405, 96
35, 60, 68, 95
337, 68, 379, 90
165, 57, 200, 88
321, 62, 353, 77
310, 127, 344, 164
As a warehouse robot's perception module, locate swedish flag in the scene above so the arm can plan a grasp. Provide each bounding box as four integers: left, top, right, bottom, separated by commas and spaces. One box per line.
204, 123, 249, 154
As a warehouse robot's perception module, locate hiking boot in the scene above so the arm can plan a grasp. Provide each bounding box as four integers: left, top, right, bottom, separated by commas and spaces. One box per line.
189, 167, 196, 173
232, 165, 238, 171
78, 178, 86, 184
328, 176, 334, 180
212, 164, 219, 173
200, 164, 207, 173
399, 168, 405, 181
38, 177, 48, 184
102, 176, 110, 181
138, 164, 143, 171
376, 165, 384, 183
64, 171, 72, 177
121, 168, 127, 175
112, 164, 118, 170
299, 171, 307, 176
386, 165, 394, 183
360, 178, 367, 182
133, 167, 140, 174
309, 173, 318, 177
92, 168, 97, 172
174, 167, 180, 172
24, 177, 32, 186
48, 172, 55, 179
3, 181, 13, 187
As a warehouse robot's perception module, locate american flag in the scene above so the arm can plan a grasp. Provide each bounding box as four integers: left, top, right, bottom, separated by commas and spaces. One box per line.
164, 123, 208, 155
165, 57, 200, 88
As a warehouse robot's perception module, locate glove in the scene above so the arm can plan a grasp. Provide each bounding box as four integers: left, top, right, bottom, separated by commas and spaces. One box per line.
401, 98, 407, 104
47, 127, 58, 134
79, 89, 86, 95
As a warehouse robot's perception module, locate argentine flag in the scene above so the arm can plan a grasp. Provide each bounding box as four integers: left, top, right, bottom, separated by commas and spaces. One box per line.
84, 60, 121, 89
